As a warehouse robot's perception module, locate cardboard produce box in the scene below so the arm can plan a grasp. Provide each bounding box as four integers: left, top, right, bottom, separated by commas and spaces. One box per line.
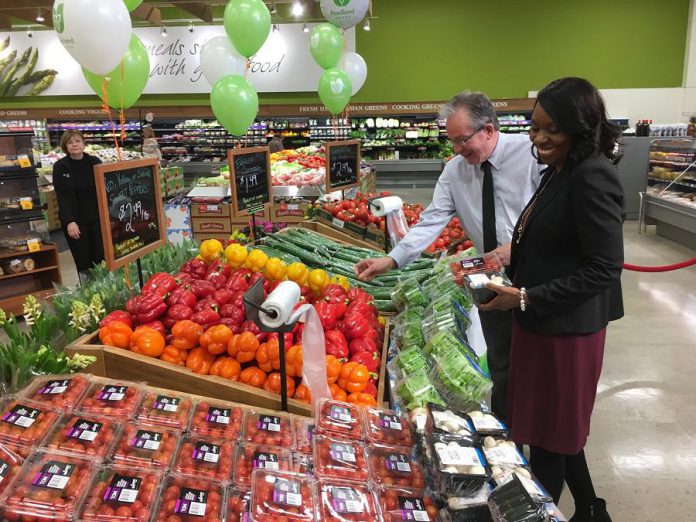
190, 202, 232, 218
315, 208, 366, 241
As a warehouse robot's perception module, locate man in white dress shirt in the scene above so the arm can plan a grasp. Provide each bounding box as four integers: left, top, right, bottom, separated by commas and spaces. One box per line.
355, 91, 543, 420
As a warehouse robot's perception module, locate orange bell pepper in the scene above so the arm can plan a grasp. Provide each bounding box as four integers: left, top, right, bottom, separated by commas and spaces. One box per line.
294, 384, 312, 403
263, 372, 296, 397
347, 392, 378, 407
99, 321, 133, 349
209, 356, 241, 381
159, 345, 188, 366
229, 332, 260, 363
255, 339, 280, 373
130, 326, 165, 358
329, 383, 347, 402
325, 355, 342, 384
185, 347, 215, 375
337, 361, 370, 393
200, 324, 234, 355
171, 320, 204, 350
286, 345, 303, 378
239, 367, 267, 388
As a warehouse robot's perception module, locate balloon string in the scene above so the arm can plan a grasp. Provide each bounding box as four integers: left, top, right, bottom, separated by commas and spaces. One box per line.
118, 59, 126, 155
99, 78, 121, 161
332, 115, 338, 141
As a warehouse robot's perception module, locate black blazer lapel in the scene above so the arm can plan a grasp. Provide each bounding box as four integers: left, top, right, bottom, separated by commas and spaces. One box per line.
518, 167, 567, 242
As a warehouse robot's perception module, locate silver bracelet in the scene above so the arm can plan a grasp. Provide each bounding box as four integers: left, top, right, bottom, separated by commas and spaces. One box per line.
519, 287, 527, 312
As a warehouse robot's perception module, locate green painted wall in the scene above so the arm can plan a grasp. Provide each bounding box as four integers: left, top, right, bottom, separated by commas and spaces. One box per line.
1, 0, 690, 109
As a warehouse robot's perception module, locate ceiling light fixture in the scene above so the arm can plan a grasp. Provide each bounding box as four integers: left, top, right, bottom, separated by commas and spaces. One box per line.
303, 23, 309, 33
273, 24, 279, 33
270, 1, 277, 14
161, 25, 167, 37
26, 27, 33, 38
363, 18, 370, 31
188, 21, 194, 33
36, 9, 45, 23
291, 1, 303, 17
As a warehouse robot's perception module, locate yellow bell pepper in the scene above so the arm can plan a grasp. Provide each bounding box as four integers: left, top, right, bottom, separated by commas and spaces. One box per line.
245, 249, 269, 272
224, 243, 248, 268
264, 257, 287, 281
287, 262, 309, 285
330, 274, 351, 291
308, 268, 330, 293
199, 239, 223, 263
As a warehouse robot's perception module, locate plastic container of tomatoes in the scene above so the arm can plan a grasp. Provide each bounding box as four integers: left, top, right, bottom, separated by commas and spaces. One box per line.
1, 449, 97, 521
316, 478, 378, 522
294, 417, 315, 455
312, 435, 368, 482
188, 399, 245, 440
365, 443, 425, 489
0, 397, 61, 450
363, 407, 414, 447
234, 442, 293, 489
77, 380, 145, 421
42, 414, 121, 461
20, 374, 91, 412
293, 452, 313, 475
111, 423, 181, 470
376, 485, 440, 522
0, 443, 23, 497
173, 435, 236, 482
134, 391, 193, 431
78, 464, 164, 521
227, 486, 251, 522
249, 469, 317, 522
315, 399, 364, 441
154, 474, 226, 522
243, 410, 295, 447
2, 441, 32, 459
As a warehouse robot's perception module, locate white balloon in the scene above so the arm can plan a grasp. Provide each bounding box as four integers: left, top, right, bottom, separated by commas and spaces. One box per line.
320, 0, 369, 29
341, 52, 367, 96
53, 0, 131, 75
200, 36, 247, 87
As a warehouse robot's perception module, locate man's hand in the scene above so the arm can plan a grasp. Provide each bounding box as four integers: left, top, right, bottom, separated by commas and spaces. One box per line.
354, 256, 397, 281
67, 222, 81, 240
484, 243, 511, 266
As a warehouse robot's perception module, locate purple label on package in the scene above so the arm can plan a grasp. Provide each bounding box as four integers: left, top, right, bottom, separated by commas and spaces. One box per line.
379, 413, 403, 431
253, 451, 279, 470
329, 405, 353, 423
385, 453, 411, 473
273, 478, 301, 507
32, 461, 75, 491
104, 474, 142, 504
206, 407, 231, 425
330, 443, 356, 463
67, 418, 103, 442
130, 430, 163, 451
192, 442, 221, 464
331, 486, 362, 514
175, 487, 208, 517
398, 496, 429, 521
98, 385, 128, 401
38, 379, 70, 395
258, 415, 281, 432
2, 405, 41, 428
153, 395, 180, 412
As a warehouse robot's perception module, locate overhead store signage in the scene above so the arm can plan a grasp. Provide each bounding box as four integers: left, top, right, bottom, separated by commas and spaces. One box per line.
0, 24, 355, 97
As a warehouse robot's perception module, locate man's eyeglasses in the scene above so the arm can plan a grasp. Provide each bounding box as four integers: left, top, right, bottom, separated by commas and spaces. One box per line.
447, 123, 487, 147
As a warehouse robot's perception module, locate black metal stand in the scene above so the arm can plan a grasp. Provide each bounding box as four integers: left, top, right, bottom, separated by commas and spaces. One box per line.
251, 212, 257, 240
136, 258, 144, 289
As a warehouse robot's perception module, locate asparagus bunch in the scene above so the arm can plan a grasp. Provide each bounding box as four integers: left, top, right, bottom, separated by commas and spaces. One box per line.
0, 37, 59, 97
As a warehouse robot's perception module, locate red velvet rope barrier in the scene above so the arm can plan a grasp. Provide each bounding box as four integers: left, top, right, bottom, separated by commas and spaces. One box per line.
623, 258, 696, 272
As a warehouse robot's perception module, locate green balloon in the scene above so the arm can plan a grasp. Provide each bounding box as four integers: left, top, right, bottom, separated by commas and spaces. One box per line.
318, 68, 352, 115
83, 34, 150, 110
224, 0, 271, 58
309, 23, 344, 69
211, 75, 259, 136
123, 0, 143, 12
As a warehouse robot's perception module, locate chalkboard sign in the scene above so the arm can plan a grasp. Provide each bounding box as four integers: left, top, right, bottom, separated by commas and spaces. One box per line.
228, 146, 271, 217
94, 158, 166, 270
326, 140, 361, 192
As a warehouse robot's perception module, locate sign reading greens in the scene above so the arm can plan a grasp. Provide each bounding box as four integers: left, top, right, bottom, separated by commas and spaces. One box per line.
94, 158, 166, 270
326, 140, 361, 191
228, 146, 271, 216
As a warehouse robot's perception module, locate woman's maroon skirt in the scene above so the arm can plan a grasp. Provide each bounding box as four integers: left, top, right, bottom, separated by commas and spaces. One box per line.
507, 319, 606, 455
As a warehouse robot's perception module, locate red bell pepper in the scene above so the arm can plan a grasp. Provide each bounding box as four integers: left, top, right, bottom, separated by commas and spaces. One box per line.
195, 296, 219, 314
349, 336, 378, 356
225, 275, 250, 292
190, 280, 216, 298
347, 287, 372, 304
214, 289, 234, 306
347, 301, 377, 319
249, 272, 265, 288
219, 304, 245, 326
241, 320, 267, 342
322, 284, 347, 299
363, 381, 378, 398
314, 301, 337, 330
180, 258, 207, 279
341, 313, 372, 341
140, 320, 166, 337
323, 296, 348, 319
173, 271, 194, 284
206, 259, 231, 278
99, 310, 133, 329
267, 332, 294, 349
218, 318, 241, 333
166, 304, 193, 323
324, 329, 349, 359
351, 351, 380, 374
166, 286, 197, 309
141, 272, 177, 298
125, 293, 167, 324
191, 309, 220, 329
230, 291, 245, 309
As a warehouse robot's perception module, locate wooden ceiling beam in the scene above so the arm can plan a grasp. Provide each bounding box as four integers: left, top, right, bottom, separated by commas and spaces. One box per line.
0, 0, 50, 9
0, 14, 11, 30
1, 7, 52, 27
176, 2, 213, 23
132, 4, 163, 26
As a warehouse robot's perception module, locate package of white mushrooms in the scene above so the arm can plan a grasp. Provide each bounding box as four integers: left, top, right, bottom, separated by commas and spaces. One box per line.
430, 433, 492, 497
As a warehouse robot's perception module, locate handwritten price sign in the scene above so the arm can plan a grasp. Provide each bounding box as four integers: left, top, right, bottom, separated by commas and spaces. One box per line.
228, 147, 271, 216
326, 140, 360, 191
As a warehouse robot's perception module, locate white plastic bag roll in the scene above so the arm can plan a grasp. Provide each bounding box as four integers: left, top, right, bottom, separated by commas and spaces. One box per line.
259, 281, 301, 329
370, 196, 403, 217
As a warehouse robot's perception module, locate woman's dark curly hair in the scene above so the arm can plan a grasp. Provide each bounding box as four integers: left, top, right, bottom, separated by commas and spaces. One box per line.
536, 77, 623, 167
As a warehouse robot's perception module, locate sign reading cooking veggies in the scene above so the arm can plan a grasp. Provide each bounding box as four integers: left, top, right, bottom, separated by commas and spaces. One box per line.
228, 147, 271, 216
326, 140, 361, 191
94, 158, 165, 270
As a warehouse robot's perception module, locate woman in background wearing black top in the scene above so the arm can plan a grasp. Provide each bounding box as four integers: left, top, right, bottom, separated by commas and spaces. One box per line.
53, 130, 104, 282
481, 77, 624, 522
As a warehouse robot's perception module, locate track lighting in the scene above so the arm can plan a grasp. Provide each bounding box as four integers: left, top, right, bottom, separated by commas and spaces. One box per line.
188, 21, 194, 33
272, 24, 279, 33
363, 18, 370, 31
303, 23, 309, 33
36, 9, 45, 22
161, 25, 167, 37
291, 1, 303, 16
270, 1, 277, 14
26, 27, 33, 38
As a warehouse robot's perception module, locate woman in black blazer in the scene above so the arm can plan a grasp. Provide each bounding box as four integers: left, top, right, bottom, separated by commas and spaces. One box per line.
481, 77, 623, 522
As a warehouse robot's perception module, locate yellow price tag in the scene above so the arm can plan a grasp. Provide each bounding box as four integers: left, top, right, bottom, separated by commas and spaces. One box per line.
26, 238, 40, 252
17, 155, 31, 168
19, 197, 33, 210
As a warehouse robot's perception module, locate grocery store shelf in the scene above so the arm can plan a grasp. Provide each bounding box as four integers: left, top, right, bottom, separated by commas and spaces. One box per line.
371, 159, 444, 172
644, 193, 696, 250
0, 265, 59, 282
648, 178, 696, 191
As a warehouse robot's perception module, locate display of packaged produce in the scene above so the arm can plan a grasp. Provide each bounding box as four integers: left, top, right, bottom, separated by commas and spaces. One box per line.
312, 435, 368, 482
425, 404, 476, 439
466, 411, 508, 438
365, 443, 425, 489
483, 437, 528, 469
423, 330, 476, 362
438, 484, 492, 522
428, 347, 492, 411
294, 417, 315, 455
316, 478, 379, 522
375, 485, 440, 522
173, 435, 236, 482
227, 487, 251, 522
2, 450, 97, 521
77, 381, 145, 420
249, 469, 316, 522
446, 256, 512, 305
19, 374, 91, 412
431, 435, 491, 497
0, 443, 23, 496
0, 398, 60, 448
135, 391, 194, 430
315, 399, 364, 441
393, 316, 424, 351
154, 474, 225, 522
393, 369, 446, 411
408, 408, 429, 434
293, 451, 313, 474
42, 414, 121, 461
363, 407, 414, 446
111, 423, 181, 470
2, 441, 32, 459
79, 464, 164, 521
188, 400, 245, 439
390, 277, 428, 310
393, 347, 429, 375
233, 442, 293, 489
243, 410, 294, 447
421, 296, 471, 343
491, 469, 552, 504
487, 474, 548, 522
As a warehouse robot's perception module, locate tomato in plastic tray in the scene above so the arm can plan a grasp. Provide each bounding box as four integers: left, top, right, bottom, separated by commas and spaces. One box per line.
112, 423, 181, 469
312, 435, 367, 482
173, 435, 236, 482
316, 478, 378, 522
234, 442, 293, 489
0, 443, 23, 496
42, 414, 121, 461
77, 381, 144, 420
79, 464, 164, 521
0, 398, 60, 448
20, 374, 91, 411
315, 399, 364, 441
188, 399, 245, 439
155, 474, 225, 522
2, 441, 32, 459
365, 443, 425, 489
249, 469, 316, 522
2, 450, 96, 521
294, 417, 315, 455
448, 256, 500, 278
243, 410, 294, 447
363, 407, 414, 446
293, 451, 313, 474
376, 485, 439, 522
430, 434, 492, 497
227, 487, 251, 522
135, 391, 193, 430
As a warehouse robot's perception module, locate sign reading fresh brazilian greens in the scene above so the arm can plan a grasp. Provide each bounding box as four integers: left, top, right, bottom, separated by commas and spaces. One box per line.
326, 140, 360, 192
228, 146, 271, 217
94, 158, 165, 270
